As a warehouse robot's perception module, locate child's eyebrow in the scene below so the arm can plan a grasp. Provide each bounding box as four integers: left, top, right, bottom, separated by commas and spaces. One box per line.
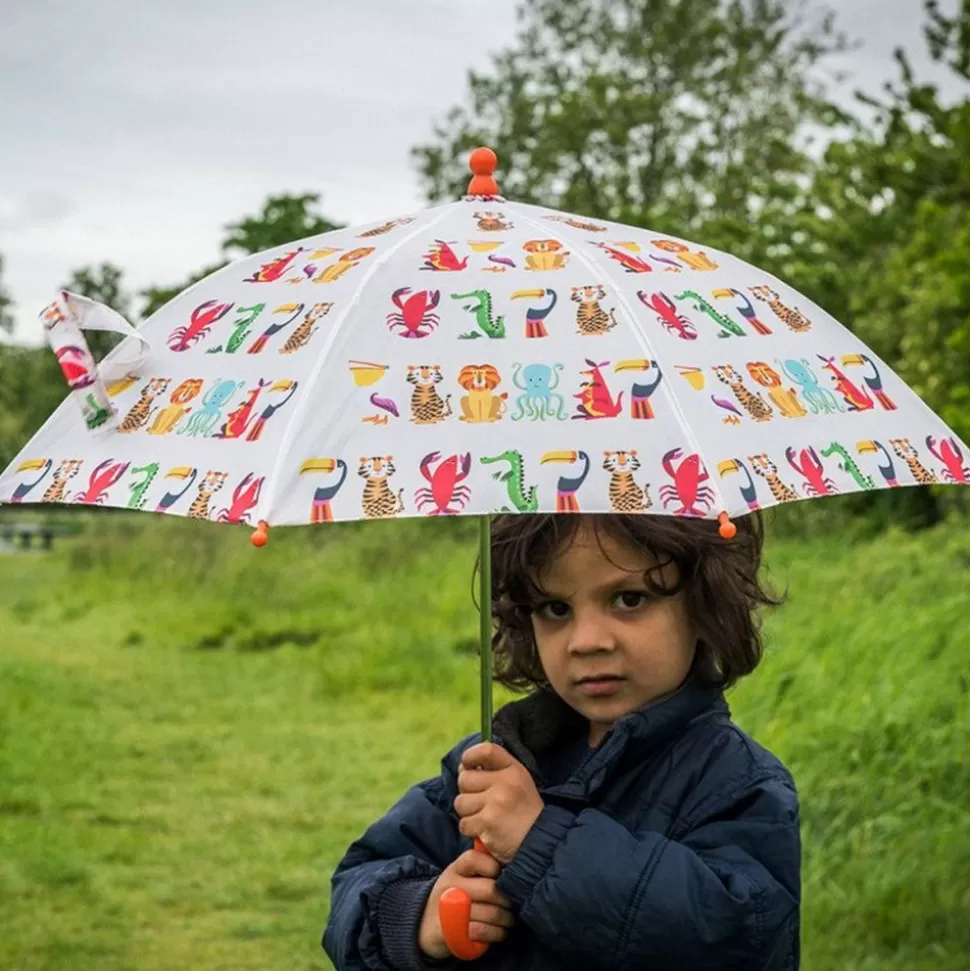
540, 570, 654, 599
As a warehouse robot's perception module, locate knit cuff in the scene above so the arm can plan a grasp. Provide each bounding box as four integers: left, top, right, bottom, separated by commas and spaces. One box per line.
376, 877, 457, 971
497, 804, 577, 908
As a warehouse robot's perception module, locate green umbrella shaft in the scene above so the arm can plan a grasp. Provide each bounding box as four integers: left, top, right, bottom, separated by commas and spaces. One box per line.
479, 515, 492, 743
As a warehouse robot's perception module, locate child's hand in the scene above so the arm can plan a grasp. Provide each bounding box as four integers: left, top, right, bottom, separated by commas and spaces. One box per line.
418, 849, 515, 959
455, 742, 545, 864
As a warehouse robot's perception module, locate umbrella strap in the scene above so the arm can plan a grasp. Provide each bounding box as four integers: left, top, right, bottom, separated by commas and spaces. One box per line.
40, 290, 150, 434
479, 515, 493, 742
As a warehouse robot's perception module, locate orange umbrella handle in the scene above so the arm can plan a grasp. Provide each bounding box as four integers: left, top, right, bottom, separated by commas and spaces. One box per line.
439, 839, 490, 961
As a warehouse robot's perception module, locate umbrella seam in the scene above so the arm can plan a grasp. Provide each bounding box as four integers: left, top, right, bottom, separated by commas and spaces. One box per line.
509, 203, 732, 519
256, 204, 456, 523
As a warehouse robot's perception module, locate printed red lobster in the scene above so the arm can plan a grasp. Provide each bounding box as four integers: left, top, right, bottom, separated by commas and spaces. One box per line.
215, 473, 264, 524
386, 288, 441, 338
415, 452, 472, 515
74, 459, 130, 505
786, 446, 838, 496
659, 449, 716, 516
168, 300, 235, 352
636, 291, 697, 340
926, 436, 970, 483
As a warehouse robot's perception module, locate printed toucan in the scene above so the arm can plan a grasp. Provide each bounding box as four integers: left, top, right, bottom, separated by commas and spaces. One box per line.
11, 459, 52, 503
155, 466, 197, 512
300, 458, 348, 523
541, 450, 590, 512
511, 289, 557, 338
717, 458, 760, 510
614, 359, 663, 419
856, 441, 898, 487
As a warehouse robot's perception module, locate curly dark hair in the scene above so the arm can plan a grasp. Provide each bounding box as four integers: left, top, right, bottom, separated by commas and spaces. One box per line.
489, 512, 783, 693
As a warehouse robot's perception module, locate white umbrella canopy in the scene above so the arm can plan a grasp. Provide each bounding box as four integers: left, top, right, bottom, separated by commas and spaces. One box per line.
2, 147, 968, 545
3, 148, 969, 961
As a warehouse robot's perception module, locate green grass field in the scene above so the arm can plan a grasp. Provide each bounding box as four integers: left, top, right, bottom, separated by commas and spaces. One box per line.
0, 513, 968, 970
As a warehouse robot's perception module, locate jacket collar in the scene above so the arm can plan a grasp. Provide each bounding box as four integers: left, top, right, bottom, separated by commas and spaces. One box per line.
492, 673, 727, 801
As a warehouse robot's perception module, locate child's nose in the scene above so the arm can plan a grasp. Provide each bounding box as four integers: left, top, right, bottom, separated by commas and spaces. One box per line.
566, 613, 617, 655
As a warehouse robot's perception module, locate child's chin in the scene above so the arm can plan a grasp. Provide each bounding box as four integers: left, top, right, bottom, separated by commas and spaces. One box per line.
572, 685, 668, 723
574, 692, 635, 721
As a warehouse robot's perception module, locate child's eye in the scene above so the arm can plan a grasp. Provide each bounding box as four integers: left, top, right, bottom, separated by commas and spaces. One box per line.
613, 591, 648, 611
534, 600, 570, 621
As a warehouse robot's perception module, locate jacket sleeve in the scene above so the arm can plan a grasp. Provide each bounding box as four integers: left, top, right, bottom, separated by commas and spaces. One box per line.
322, 736, 476, 971
496, 769, 800, 971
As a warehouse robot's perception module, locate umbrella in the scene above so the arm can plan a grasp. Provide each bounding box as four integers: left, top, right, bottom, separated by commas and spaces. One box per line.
2, 147, 969, 958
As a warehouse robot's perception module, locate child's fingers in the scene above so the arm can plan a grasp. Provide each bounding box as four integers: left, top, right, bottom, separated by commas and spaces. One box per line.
468, 920, 510, 944
457, 767, 497, 793
469, 902, 515, 928
454, 849, 501, 879
461, 876, 512, 910
462, 742, 515, 772
453, 792, 487, 817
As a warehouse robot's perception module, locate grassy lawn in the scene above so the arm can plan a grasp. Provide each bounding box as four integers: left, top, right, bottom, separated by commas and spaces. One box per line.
0, 513, 968, 970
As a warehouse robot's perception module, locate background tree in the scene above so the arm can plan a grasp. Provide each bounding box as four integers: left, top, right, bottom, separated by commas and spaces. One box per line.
0, 254, 62, 467
221, 192, 343, 257
0, 345, 64, 471
0, 255, 14, 335
60, 262, 134, 359
413, 0, 850, 266
780, 0, 970, 525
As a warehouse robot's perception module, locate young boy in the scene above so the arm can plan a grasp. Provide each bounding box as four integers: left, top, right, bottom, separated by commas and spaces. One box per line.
324, 512, 800, 969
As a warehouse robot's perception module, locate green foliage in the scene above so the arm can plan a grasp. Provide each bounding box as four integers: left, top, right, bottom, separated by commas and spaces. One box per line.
0, 255, 14, 335
413, 0, 851, 265
0, 343, 65, 471
141, 260, 227, 320
222, 192, 344, 258
768, 0, 970, 526
0, 516, 967, 969
60, 262, 135, 359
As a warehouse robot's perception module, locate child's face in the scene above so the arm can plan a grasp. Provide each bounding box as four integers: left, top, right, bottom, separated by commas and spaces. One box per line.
530, 523, 697, 747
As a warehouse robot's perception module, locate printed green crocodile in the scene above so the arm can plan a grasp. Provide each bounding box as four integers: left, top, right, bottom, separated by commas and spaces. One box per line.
83, 392, 113, 430
127, 461, 160, 509
451, 289, 506, 339
207, 303, 266, 354
480, 450, 538, 511
821, 441, 875, 490
674, 289, 746, 338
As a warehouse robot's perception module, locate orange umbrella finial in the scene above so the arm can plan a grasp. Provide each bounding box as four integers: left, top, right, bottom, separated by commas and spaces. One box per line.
467, 146, 500, 196
251, 520, 270, 547
717, 512, 737, 540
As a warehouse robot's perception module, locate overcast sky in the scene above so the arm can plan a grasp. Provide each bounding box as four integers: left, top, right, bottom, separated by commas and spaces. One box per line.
2, 0, 966, 344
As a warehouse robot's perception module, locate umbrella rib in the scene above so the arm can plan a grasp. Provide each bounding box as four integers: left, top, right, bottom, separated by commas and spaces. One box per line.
510, 203, 731, 519
255, 206, 457, 523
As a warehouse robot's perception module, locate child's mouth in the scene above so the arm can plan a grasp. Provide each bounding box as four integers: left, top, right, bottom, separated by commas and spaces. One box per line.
575, 676, 625, 697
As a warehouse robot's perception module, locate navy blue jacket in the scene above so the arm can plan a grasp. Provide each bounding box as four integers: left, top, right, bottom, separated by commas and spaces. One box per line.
323, 679, 800, 970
